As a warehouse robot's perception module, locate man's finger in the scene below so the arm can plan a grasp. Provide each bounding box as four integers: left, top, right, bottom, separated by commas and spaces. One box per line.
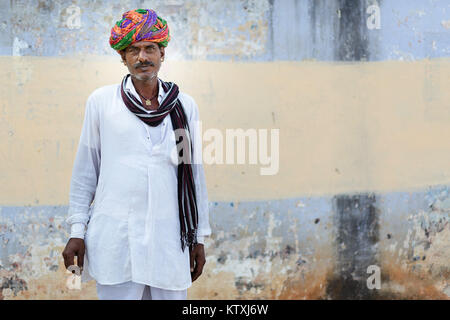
192, 265, 199, 282
63, 252, 74, 270
196, 257, 205, 274
192, 257, 205, 282
189, 249, 195, 273
192, 264, 203, 282
77, 249, 85, 271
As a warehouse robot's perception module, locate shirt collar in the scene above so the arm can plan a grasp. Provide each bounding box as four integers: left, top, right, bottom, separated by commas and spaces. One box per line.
125, 75, 164, 101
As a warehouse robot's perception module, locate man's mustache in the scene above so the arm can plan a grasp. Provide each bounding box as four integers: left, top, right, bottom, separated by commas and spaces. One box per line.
134, 61, 155, 68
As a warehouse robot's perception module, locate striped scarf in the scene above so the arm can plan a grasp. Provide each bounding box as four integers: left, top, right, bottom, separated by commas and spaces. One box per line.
120, 74, 198, 252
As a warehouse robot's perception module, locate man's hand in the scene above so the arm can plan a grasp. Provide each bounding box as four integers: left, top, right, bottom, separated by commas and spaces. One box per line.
62, 238, 85, 272
190, 243, 206, 282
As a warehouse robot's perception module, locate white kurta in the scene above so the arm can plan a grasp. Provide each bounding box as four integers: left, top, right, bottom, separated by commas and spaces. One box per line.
66, 76, 211, 290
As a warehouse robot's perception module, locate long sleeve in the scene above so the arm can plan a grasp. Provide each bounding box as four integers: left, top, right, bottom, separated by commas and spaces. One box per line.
66, 93, 101, 239
189, 99, 211, 244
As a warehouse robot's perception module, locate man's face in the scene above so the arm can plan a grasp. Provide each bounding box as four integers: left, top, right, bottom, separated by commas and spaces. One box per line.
121, 41, 165, 81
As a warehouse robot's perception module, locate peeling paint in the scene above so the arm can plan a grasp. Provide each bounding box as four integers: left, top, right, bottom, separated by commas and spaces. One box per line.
1, 187, 449, 299
1, 0, 449, 61
441, 20, 450, 29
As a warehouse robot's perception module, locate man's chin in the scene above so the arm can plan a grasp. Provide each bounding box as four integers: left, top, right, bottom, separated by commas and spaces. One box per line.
132, 71, 157, 81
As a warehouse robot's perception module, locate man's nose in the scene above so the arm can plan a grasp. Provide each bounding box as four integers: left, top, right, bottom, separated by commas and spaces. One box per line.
137, 49, 147, 62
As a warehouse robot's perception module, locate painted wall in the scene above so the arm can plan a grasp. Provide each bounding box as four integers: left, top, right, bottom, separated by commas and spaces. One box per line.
0, 0, 449, 299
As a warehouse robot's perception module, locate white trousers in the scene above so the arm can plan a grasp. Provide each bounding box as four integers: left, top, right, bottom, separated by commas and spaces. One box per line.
96, 281, 187, 300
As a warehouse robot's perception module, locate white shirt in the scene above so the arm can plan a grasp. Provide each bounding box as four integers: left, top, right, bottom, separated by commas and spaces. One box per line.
66, 76, 211, 290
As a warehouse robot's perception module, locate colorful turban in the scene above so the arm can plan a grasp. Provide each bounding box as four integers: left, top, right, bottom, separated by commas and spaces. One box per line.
109, 9, 170, 51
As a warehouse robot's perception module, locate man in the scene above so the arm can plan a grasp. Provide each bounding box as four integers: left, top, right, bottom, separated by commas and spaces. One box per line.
62, 9, 211, 300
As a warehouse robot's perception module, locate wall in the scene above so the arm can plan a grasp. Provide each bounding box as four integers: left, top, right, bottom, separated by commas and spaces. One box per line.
0, 0, 449, 299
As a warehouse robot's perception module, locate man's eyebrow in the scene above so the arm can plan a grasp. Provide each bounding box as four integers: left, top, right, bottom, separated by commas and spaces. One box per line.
127, 44, 157, 51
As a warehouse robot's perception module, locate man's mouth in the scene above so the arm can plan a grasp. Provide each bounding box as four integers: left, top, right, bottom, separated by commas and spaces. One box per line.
135, 63, 154, 70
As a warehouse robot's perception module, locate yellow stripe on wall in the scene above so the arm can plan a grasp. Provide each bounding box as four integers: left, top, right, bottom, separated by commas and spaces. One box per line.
0, 56, 449, 204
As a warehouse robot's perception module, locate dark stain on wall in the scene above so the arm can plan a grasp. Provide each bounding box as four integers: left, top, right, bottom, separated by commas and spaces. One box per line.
326, 193, 380, 299
0, 275, 28, 298
37, 0, 54, 13
267, 0, 275, 60
335, 0, 370, 61
235, 276, 266, 295
309, 0, 317, 48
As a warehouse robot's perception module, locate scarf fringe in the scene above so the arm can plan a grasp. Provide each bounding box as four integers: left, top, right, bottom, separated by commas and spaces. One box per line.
181, 229, 198, 252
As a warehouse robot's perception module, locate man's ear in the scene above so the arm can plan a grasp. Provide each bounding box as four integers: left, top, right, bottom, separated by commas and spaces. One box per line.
119, 50, 126, 63
159, 46, 165, 61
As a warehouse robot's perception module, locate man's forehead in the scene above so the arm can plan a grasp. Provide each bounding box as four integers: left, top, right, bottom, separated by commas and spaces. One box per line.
128, 41, 158, 49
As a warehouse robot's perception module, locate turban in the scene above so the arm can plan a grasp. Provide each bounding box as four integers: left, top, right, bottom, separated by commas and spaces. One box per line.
109, 9, 170, 52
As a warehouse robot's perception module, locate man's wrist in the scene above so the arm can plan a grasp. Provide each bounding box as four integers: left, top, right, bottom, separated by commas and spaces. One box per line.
196, 236, 205, 245
70, 223, 86, 239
